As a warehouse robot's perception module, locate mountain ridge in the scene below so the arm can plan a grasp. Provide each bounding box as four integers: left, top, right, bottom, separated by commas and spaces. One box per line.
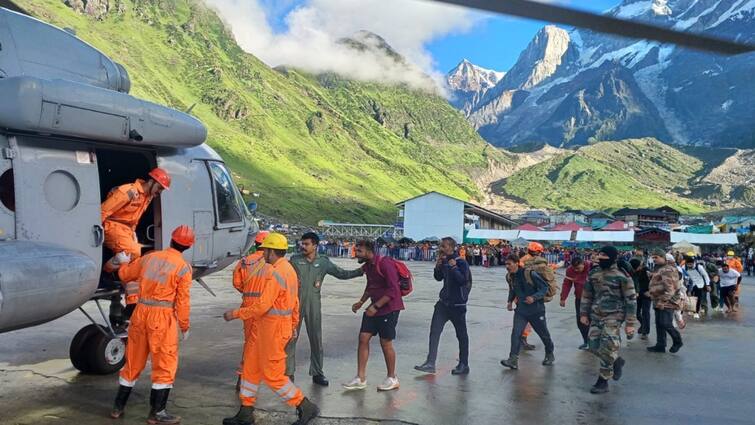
451, 0, 755, 149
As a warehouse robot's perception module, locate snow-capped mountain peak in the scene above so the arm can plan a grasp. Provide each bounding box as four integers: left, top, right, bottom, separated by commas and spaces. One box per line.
447, 59, 505, 92
447, 0, 755, 150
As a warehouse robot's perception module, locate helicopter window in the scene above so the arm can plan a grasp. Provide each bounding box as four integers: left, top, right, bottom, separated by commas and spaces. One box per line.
0, 169, 14, 212
208, 162, 242, 224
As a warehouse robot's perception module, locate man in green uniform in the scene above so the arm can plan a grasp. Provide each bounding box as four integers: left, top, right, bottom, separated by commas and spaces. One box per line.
286, 232, 363, 386
580, 246, 637, 394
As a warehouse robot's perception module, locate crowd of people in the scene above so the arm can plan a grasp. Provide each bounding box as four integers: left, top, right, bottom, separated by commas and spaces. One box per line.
104, 213, 749, 423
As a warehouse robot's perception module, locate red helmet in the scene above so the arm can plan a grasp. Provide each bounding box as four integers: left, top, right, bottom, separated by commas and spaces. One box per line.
254, 230, 270, 245
148, 167, 171, 189
527, 241, 544, 253
171, 225, 195, 247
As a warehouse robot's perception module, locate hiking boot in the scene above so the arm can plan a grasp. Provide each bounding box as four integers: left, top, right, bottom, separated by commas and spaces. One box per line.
147, 389, 180, 424
451, 363, 470, 375
578, 343, 589, 350
647, 345, 666, 353
640, 334, 648, 340
293, 398, 319, 425
670, 341, 684, 353
590, 377, 609, 394
520, 337, 536, 351
110, 385, 132, 419
612, 357, 625, 381
223, 406, 255, 425
414, 361, 436, 374
542, 352, 555, 366
312, 375, 329, 387
500, 355, 518, 370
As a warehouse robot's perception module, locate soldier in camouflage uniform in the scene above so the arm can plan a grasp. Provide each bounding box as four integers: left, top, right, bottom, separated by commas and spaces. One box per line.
646, 248, 684, 354
580, 246, 637, 394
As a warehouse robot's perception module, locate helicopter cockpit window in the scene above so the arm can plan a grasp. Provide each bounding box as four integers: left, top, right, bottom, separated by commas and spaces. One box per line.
208, 162, 243, 225
0, 169, 14, 212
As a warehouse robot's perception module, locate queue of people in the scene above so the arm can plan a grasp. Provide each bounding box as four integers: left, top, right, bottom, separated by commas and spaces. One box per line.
102, 187, 747, 424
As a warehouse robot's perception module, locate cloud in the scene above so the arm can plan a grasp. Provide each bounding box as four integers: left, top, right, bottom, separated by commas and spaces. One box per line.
205, 0, 481, 93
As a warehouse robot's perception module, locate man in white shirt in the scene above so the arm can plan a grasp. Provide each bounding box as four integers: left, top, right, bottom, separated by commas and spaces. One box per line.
719, 263, 741, 313
684, 254, 710, 319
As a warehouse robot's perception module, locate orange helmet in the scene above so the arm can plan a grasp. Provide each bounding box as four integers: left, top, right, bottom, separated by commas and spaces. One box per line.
148, 167, 171, 189
254, 230, 270, 245
171, 225, 195, 247
527, 241, 544, 253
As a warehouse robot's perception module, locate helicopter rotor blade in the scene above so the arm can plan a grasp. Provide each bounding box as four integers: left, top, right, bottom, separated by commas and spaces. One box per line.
427, 0, 755, 55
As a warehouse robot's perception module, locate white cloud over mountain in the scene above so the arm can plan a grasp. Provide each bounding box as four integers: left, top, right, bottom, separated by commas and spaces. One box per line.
206, 0, 481, 91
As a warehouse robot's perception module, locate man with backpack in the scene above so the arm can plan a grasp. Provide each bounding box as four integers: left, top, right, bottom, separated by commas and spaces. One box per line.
500, 254, 555, 370
518, 242, 559, 351
343, 240, 405, 392
683, 253, 711, 319
415, 237, 471, 376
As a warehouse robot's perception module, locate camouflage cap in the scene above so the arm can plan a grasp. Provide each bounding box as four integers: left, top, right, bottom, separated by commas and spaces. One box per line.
650, 248, 666, 257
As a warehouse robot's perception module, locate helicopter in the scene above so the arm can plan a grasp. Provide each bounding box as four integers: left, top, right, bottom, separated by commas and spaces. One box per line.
0, 5, 257, 374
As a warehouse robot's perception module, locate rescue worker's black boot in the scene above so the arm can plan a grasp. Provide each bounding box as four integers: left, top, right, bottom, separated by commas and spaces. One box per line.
612, 357, 625, 381
293, 397, 319, 425
542, 351, 555, 366
590, 377, 609, 394
147, 388, 181, 424
110, 385, 132, 419
222, 406, 255, 425
500, 355, 518, 370
520, 337, 536, 351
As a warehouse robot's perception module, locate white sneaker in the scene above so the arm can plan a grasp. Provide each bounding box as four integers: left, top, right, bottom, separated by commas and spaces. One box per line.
342, 376, 367, 390
377, 376, 400, 391
693, 313, 700, 319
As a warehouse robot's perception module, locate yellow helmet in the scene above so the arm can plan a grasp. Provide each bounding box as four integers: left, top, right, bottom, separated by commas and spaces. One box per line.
259, 232, 288, 250
727, 250, 735, 256
686, 252, 696, 257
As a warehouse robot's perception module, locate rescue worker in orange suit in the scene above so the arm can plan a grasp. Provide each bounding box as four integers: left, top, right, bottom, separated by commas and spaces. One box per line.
109, 225, 194, 424
222, 233, 319, 425
726, 250, 744, 306
230, 230, 269, 391
102, 168, 171, 307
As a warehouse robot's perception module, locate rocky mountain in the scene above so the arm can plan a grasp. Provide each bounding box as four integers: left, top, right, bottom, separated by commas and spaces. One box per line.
452, 0, 755, 149
20, 0, 513, 224
446, 59, 504, 114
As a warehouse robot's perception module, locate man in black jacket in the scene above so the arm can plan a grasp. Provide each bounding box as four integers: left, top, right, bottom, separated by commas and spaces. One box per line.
415, 237, 471, 375
500, 254, 555, 370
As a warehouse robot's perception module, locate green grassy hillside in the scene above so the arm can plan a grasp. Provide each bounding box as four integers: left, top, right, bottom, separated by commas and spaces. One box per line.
19, 0, 507, 224
498, 138, 707, 213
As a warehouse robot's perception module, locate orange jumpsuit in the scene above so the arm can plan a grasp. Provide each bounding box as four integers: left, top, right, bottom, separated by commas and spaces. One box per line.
234, 257, 303, 408
117, 248, 192, 389
101, 179, 154, 258
231, 252, 266, 376
727, 257, 744, 296
102, 179, 154, 305
233, 251, 265, 293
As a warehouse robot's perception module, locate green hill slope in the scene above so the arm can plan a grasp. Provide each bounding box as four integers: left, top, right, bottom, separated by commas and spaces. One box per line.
19, 0, 508, 224
498, 138, 707, 213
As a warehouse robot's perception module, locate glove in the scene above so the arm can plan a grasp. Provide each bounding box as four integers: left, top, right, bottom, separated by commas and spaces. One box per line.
181, 330, 190, 341
114, 251, 131, 265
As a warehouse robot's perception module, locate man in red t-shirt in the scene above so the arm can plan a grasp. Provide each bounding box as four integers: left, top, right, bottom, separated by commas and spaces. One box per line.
561, 256, 591, 349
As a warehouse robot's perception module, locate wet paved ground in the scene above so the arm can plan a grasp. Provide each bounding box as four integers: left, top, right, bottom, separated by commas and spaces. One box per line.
2, 258, 754, 425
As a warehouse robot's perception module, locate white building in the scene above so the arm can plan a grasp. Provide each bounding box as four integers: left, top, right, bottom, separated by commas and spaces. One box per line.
395, 192, 517, 243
